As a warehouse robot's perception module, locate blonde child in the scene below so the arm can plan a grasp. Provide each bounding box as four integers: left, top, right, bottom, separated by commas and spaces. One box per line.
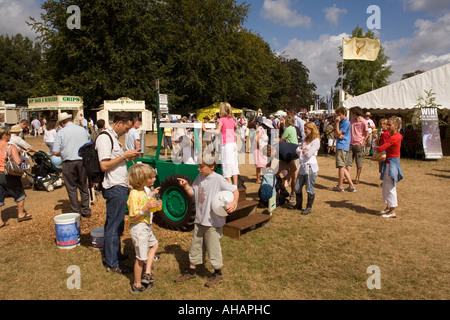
175, 153, 239, 287
127, 163, 161, 294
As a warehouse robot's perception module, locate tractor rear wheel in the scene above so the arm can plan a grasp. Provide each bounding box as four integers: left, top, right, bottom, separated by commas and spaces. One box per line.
154, 174, 196, 232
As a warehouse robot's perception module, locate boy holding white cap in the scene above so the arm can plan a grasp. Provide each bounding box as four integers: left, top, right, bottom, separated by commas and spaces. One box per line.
175, 153, 239, 288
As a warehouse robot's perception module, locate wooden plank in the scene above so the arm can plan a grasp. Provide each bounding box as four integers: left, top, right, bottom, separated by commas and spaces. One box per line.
223, 213, 271, 239
238, 187, 246, 202
226, 200, 259, 222
226, 213, 270, 230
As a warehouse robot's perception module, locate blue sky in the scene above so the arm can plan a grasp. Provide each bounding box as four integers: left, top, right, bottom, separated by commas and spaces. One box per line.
1, 0, 450, 98
240, 0, 450, 96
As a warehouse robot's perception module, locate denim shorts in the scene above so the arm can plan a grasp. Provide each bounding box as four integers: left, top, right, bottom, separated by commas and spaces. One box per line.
0, 174, 26, 205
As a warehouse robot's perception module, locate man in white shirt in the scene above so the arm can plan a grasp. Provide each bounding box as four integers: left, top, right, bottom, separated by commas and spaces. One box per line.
31, 117, 41, 137
96, 112, 140, 274
294, 112, 305, 143
125, 118, 141, 151
9, 125, 39, 154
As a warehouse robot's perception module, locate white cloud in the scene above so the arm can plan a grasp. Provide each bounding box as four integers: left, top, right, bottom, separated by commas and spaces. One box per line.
261, 0, 312, 28
384, 12, 450, 82
0, 0, 43, 39
281, 11, 450, 97
281, 33, 349, 96
323, 4, 347, 26
400, 0, 450, 15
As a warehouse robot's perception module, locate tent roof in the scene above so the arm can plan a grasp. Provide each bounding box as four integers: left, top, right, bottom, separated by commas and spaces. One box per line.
343, 63, 450, 111
196, 103, 243, 121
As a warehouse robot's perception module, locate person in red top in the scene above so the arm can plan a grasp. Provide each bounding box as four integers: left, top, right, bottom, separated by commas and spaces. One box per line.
377, 117, 403, 218
373, 118, 391, 172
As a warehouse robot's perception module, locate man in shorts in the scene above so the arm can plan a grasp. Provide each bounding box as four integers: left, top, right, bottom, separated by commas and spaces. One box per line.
333, 107, 356, 192
346, 107, 369, 185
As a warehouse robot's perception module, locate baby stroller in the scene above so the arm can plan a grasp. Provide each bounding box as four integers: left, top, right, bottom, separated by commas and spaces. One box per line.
25, 151, 63, 192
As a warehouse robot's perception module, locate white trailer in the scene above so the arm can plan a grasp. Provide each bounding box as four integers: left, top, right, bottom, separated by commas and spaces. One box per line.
0, 101, 21, 127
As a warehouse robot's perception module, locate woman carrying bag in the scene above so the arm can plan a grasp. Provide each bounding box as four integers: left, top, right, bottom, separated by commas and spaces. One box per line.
0, 128, 32, 229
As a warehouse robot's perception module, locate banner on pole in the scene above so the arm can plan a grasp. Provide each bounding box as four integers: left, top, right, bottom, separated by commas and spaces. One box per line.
421, 108, 443, 159
343, 37, 380, 61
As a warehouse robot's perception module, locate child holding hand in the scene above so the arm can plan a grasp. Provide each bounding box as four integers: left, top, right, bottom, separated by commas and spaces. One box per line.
127, 163, 161, 294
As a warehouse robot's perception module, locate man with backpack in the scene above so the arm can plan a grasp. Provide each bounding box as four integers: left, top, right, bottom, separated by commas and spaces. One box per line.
96, 111, 140, 274
53, 112, 92, 218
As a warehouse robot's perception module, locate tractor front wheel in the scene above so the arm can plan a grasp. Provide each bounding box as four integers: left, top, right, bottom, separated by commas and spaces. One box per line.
154, 174, 196, 232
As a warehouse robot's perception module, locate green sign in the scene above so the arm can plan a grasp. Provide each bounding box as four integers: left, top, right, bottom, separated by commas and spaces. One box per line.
269, 195, 277, 214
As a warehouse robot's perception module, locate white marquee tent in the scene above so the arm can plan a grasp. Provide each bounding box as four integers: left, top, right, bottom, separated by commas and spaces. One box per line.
343, 63, 450, 112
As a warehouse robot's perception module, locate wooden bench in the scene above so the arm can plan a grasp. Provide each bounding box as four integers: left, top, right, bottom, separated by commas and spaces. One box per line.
223, 213, 271, 239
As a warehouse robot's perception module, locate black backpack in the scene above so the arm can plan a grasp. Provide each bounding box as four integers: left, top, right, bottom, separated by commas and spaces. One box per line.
78, 131, 113, 186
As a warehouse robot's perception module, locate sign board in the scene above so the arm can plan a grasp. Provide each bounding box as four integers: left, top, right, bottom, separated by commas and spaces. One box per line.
269, 195, 277, 214
421, 108, 443, 159
159, 94, 168, 105
159, 94, 169, 114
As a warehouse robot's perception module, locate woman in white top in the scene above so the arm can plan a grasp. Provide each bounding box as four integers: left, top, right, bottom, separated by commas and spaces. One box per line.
294, 121, 321, 215
43, 120, 57, 155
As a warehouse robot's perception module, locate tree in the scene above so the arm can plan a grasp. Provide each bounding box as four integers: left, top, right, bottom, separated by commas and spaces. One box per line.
281, 57, 316, 110
401, 70, 424, 80
27, 0, 312, 114
0, 34, 43, 105
336, 26, 392, 97
29, 0, 162, 110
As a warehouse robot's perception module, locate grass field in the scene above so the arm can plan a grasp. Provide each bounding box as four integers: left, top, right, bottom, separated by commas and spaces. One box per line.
0, 133, 449, 301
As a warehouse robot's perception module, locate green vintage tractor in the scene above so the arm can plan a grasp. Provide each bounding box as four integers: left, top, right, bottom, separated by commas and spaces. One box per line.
131, 121, 220, 231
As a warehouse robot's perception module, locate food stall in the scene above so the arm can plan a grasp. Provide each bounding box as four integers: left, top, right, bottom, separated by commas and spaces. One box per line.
25, 95, 84, 123
96, 97, 153, 131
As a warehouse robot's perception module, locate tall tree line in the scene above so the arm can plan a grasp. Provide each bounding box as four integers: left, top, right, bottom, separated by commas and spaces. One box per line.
14, 0, 316, 114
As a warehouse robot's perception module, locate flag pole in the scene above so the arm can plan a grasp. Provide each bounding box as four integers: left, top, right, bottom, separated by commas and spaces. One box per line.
340, 37, 344, 107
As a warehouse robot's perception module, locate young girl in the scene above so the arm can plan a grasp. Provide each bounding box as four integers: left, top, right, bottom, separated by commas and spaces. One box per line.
127, 163, 161, 293
252, 120, 271, 184
372, 118, 389, 164
42, 120, 57, 155
203, 102, 239, 185
377, 117, 403, 219
292, 122, 321, 215
175, 153, 239, 288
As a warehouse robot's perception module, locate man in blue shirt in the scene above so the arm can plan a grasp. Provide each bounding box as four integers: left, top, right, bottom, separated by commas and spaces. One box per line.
294, 112, 305, 143
333, 107, 356, 192
53, 112, 92, 218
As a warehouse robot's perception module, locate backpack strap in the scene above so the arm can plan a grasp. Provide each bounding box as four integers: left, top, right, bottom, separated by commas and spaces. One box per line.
95, 130, 114, 152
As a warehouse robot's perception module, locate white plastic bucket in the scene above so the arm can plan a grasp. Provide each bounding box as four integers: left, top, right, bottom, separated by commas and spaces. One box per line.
90, 227, 104, 250
54, 213, 81, 249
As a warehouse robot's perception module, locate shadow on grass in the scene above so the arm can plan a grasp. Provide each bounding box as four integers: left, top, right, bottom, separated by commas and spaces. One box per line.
324, 200, 379, 215
426, 173, 450, 179
164, 244, 213, 278
54, 199, 72, 213
0, 205, 19, 224
319, 174, 380, 188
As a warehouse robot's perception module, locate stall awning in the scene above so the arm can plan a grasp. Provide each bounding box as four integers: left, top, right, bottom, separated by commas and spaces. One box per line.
343, 63, 450, 111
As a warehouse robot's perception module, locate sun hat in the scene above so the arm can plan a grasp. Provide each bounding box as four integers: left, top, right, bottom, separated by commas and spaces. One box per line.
9, 125, 23, 133
57, 112, 72, 125
262, 118, 274, 129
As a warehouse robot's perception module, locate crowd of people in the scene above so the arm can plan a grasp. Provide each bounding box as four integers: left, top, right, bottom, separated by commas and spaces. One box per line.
0, 103, 405, 294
